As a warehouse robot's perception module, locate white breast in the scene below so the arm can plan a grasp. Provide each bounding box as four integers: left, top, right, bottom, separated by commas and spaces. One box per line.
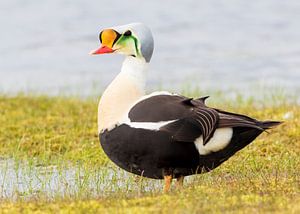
98, 57, 148, 133
194, 128, 233, 155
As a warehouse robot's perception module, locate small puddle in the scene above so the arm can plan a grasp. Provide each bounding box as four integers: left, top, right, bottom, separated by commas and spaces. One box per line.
0, 158, 166, 201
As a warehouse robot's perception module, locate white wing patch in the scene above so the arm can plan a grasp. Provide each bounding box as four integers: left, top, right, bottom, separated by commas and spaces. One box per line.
125, 120, 177, 130
194, 128, 233, 155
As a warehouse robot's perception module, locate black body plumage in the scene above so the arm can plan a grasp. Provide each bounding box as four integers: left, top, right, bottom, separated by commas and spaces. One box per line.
99, 95, 280, 179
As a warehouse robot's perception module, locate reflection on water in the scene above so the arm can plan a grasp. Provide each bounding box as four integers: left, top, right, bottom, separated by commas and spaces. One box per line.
0, 0, 300, 96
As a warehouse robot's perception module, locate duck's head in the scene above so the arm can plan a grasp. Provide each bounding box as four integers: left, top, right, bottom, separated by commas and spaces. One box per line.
90, 23, 154, 63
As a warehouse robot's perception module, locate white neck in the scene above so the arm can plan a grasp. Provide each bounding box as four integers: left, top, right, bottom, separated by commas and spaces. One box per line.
119, 56, 148, 91
98, 56, 148, 133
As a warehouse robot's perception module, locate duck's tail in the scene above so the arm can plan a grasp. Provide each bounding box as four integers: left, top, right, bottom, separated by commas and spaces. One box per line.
260, 120, 283, 130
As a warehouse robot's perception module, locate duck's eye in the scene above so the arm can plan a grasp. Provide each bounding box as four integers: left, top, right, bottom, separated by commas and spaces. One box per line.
123, 30, 132, 36
99, 31, 103, 43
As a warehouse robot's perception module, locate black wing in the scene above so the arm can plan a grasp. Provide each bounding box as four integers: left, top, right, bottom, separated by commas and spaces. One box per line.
128, 95, 219, 145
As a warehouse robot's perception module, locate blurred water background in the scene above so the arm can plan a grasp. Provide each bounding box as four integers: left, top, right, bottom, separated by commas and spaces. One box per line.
0, 0, 299, 97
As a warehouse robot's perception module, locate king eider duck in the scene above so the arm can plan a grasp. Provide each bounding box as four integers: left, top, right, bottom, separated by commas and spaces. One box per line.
90, 23, 281, 192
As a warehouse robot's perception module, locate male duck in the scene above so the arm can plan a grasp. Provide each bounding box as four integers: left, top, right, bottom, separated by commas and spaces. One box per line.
90, 23, 281, 192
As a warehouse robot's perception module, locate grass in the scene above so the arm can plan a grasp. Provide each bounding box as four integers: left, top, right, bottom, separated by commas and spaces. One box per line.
0, 92, 299, 213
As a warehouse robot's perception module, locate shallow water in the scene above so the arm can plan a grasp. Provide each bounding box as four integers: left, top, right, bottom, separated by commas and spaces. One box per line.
0, 0, 299, 96
0, 158, 167, 200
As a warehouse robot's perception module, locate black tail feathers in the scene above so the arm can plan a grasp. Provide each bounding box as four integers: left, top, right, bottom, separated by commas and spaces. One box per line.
260, 121, 283, 130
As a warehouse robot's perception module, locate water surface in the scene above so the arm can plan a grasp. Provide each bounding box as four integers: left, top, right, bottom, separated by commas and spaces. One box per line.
0, 0, 299, 96
0, 159, 165, 200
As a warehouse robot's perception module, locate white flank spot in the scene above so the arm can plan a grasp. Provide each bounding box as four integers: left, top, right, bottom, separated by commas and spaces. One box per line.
194, 128, 233, 155
125, 120, 177, 131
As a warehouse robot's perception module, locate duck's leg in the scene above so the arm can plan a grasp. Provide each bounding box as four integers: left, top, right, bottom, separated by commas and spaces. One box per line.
176, 176, 184, 189
163, 175, 173, 193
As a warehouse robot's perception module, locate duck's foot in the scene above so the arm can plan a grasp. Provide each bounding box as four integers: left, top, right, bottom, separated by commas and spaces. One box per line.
163, 175, 173, 193
176, 176, 184, 190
